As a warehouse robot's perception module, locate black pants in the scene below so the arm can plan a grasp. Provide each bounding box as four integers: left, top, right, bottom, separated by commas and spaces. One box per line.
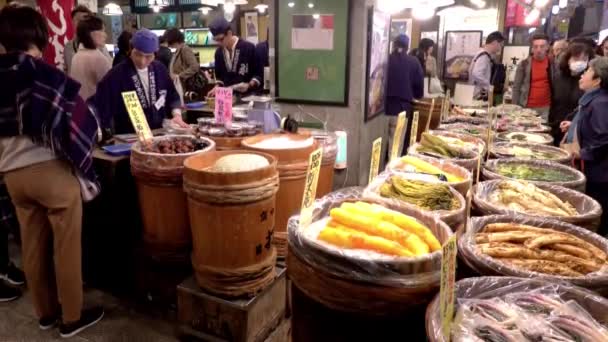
586, 182, 608, 237
0, 182, 18, 272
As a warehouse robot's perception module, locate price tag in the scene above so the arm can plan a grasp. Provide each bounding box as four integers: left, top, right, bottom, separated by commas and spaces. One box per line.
369, 137, 382, 184
299, 148, 323, 228
476, 150, 482, 184
409, 111, 420, 148
390, 112, 407, 162
440, 235, 458, 340
214, 87, 233, 126
465, 189, 473, 232
424, 99, 435, 133
121, 91, 152, 142
485, 110, 495, 160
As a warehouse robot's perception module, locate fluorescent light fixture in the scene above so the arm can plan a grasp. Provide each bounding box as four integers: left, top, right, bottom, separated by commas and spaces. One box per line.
525, 8, 540, 25
413, 6, 434, 20
102, 2, 123, 15
255, 4, 268, 13
552, 5, 559, 14
308, 3, 314, 8
559, 0, 567, 8
288, 2, 295, 7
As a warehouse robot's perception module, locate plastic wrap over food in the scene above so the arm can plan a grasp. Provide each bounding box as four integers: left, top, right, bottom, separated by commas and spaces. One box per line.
458, 214, 608, 293
427, 130, 487, 154
387, 154, 473, 197
442, 115, 489, 126
309, 131, 338, 165
363, 171, 466, 230
483, 158, 586, 192
473, 180, 602, 232
491, 142, 572, 164
130, 135, 215, 184
426, 276, 608, 342
409, 144, 481, 175
436, 123, 490, 139
495, 131, 554, 145
287, 187, 453, 287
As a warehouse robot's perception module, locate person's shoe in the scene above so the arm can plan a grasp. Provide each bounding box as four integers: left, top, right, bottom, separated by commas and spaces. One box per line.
0, 263, 25, 286
59, 307, 104, 338
0, 282, 21, 302
39, 315, 60, 330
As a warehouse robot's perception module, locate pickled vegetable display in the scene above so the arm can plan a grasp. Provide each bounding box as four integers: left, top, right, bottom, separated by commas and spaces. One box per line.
494, 164, 577, 182
392, 156, 464, 183
145, 137, 210, 154
417, 133, 479, 159
379, 176, 460, 211
209, 153, 270, 173
492, 144, 570, 161
488, 181, 578, 217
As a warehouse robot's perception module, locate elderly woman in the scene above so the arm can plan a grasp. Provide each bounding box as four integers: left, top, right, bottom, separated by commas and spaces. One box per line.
561, 57, 608, 235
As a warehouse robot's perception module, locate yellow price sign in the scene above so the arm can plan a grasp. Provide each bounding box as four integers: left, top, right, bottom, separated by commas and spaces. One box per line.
369, 137, 382, 184
409, 111, 420, 148
465, 189, 473, 232
121, 91, 152, 142
299, 148, 323, 228
440, 235, 458, 340
390, 112, 407, 162
476, 150, 482, 184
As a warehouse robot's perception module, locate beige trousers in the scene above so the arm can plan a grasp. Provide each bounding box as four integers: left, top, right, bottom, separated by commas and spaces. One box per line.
5, 160, 83, 323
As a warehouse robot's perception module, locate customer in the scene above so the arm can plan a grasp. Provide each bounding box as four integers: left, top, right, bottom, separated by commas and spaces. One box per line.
93, 29, 187, 134
0, 179, 24, 302
512, 33, 553, 120
551, 39, 568, 61
469, 31, 505, 99
112, 30, 132, 67
0, 5, 103, 336
410, 38, 437, 77
165, 28, 199, 89
564, 57, 608, 235
549, 43, 594, 145
598, 36, 608, 57
156, 34, 172, 70
70, 15, 111, 100
207, 17, 262, 96
385, 34, 424, 156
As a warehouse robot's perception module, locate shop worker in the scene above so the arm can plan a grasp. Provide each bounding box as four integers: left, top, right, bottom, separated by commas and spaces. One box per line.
469, 31, 505, 99
207, 17, 262, 96
93, 29, 188, 134
512, 33, 553, 120
0, 5, 103, 336
385, 34, 424, 156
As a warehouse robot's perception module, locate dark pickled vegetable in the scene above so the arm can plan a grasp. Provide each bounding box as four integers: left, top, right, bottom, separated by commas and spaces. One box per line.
145, 137, 209, 154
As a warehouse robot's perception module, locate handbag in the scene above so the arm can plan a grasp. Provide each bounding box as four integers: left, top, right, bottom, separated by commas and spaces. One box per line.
560, 132, 580, 160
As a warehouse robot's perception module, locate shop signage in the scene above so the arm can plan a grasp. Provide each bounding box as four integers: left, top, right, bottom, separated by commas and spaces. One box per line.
122, 91, 153, 142
214, 87, 233, 126
390, 112, 407, 162
409, 111, 419, 148
369, 137, 382, 184
299, 148, 323, 228
39, 0, 74, 70
440, 235, 457, 340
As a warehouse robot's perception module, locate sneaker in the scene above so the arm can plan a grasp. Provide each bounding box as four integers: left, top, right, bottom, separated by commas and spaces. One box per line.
0, 282, 21, 302
39, 315, 60, 330
59, 307, 104, 338
0, 263, 25, 286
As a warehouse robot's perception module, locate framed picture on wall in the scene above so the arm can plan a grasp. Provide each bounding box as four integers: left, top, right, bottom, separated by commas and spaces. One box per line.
364, 7, 391, 122
389, 18, 412, 51
443, 30, 482, 80
244, 11, 259, 45
420, 31, 438, 44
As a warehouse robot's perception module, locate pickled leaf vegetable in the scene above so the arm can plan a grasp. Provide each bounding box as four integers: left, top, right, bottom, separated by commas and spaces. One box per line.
495, 164, 577, 182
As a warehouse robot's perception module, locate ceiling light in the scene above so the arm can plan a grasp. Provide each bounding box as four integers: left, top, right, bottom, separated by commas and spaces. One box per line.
152, 5, 160, 12
552, 5, 559, 14
308, 3, 314, 8
312, 13, 320, 19
102, 2, 123, 15
559, 0, 567, 8
288, 2, 295, 7
224, 0, 236, 13
199, 6, 212, 14
525, 8, 540, 25
413, 6, 435, 20
534, 0, 549, 8
255, 3, 268, 13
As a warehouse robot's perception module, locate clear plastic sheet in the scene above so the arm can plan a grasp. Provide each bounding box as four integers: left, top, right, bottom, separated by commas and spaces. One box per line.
458, 215, 608, 293
130, 135, 215, 184
426, 130, 487, 155
426, 276, 608, 342
473, 180, 602, 232
495, 131, 554, 145
483, 158, 586, 192
442, 116, 490, 126
386, 154, 473, 197
409, 144, 481, 175
363, 171, 466, 231
491, 142, 572, 165
436, 123, 490, 139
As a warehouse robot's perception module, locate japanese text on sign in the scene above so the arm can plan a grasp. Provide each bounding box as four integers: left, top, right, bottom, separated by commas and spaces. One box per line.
299, 148, 323, 228
390, 112, 407, 162
440, 235, 457, 340
369, 137, 382, 184
214, 87, 233, 126
121, 91, 152, 142
410, 111, 420, 148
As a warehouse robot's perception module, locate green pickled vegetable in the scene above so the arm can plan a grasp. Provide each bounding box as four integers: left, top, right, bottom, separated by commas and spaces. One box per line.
495, 164, 577, 182
380, 177, 459, 211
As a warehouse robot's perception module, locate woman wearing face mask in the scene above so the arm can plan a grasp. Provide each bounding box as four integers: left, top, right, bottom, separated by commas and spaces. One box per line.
70, 15, 111, 100
561, 57, 608, 235
548, 43, 594, 145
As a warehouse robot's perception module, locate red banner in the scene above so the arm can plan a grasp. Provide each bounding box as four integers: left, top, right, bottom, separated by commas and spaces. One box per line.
505, 0, 540, 27
38, 0, 74, 70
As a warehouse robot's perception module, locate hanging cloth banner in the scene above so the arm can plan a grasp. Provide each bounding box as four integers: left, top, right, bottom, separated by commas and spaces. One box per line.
38, 0, 74, 70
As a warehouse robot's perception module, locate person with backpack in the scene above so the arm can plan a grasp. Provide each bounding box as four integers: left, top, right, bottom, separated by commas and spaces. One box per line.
512, 33, 553, 120
468, 31, 505, 100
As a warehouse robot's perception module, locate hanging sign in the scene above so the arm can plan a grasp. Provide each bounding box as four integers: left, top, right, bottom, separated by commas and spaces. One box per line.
39, 0, 74, 70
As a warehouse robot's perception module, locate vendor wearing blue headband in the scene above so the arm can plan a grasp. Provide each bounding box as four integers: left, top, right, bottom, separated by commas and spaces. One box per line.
207, 17, 262, 96
92, 29, 188, 134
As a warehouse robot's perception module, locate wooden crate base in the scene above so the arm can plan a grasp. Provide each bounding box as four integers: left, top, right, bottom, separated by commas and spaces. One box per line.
178, 267, 286, 342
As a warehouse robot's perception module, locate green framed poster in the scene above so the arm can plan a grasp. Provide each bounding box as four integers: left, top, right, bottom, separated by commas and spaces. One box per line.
274, 0, 350, 105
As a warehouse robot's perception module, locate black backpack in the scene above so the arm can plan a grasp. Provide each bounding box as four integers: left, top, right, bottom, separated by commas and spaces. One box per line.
474, 52, 506, 95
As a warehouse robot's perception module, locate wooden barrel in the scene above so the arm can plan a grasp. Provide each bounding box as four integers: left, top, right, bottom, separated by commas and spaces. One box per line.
130, 135, 215, 262
413, 97, 443, 141
242, 134, 318, 258
203, 135, 247, 151
183, 150, 279, 298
